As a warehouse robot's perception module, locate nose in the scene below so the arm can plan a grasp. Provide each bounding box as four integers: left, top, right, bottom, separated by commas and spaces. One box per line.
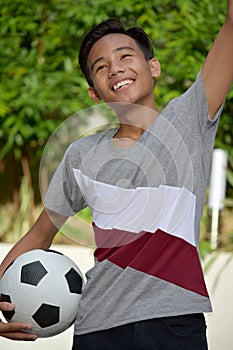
108, 61, 125, 78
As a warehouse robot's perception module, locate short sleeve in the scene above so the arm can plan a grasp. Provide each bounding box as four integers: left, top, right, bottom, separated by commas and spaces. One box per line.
172, 70, 223, 139
44, 145, 86, 216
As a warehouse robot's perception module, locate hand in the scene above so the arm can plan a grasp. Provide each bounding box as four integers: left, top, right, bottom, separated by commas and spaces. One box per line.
0, 302, 38, 341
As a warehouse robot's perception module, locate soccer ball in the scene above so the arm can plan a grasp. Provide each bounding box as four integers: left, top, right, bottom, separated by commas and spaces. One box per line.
0, 249, 84, 338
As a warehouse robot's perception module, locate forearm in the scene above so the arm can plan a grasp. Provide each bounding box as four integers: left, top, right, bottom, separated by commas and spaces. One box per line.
202, 0, 233, 118
0, 208, 66, 278
227, 0, 233, 23
0, 232, 50, 278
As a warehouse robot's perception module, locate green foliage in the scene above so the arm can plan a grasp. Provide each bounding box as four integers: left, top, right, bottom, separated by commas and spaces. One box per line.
0, 175, 93, 245
0, 0, 89, 161
199, 240, 212, 260
0, 0, 232, 199
0, 177, 41, 242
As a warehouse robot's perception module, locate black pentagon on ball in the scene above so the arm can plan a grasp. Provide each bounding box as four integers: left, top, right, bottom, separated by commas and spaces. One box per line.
65, 268, 82, 294
0, 294, 15, 320
21, 261, 48, 286
32, 303, 60, 328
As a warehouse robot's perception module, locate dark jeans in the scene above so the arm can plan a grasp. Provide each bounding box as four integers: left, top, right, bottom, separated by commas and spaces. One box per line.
72, 313, 208, 350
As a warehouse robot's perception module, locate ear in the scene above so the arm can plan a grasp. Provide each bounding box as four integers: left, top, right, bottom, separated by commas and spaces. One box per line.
150, 58, 161, 78
88, 87, 102, 103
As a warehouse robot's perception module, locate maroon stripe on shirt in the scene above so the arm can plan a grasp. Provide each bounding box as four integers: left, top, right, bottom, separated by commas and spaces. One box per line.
93, 226, 209, 297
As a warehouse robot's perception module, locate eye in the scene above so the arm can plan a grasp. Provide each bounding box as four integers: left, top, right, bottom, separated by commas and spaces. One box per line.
96, 64, 107, 73
121, 54, 132, 60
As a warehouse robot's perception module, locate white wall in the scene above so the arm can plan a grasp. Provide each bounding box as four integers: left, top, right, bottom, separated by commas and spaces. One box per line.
204, 252, 233, 350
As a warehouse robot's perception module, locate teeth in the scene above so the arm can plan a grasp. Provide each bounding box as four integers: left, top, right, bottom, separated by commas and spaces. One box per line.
113, 79, 133, 91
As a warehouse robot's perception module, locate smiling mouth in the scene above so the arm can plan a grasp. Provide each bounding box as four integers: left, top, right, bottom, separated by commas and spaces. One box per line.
112, 79, 134, 91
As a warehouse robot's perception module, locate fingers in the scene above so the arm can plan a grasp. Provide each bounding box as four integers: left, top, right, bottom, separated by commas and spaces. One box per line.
1, 332, 38, 341
0, 302, 38, 341
0, 320, 38, 341
0, 302, 15, 312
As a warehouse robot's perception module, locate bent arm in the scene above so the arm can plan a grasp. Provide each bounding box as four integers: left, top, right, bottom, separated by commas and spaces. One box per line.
0, 208, 67, 278
202, 0, 233, 119
0, 208, 67, 340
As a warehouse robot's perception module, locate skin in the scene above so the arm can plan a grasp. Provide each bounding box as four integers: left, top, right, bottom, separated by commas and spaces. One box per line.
0, 0, 233, 341
0, 210, 66, 340
0, 302, 37, 341
87, 34, 161, 108
87, 33, 161, 142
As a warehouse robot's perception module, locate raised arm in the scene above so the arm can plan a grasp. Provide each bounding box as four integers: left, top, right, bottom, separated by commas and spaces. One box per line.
202, 0, 233, 119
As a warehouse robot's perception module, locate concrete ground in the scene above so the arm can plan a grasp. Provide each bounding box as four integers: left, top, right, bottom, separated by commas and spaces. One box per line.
0, 243, 232, 350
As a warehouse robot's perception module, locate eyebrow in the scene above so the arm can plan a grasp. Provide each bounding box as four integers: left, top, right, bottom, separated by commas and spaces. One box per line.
90, 46, 135, 72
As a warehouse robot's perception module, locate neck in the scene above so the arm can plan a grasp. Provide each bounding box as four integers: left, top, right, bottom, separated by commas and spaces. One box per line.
112, 103, 160, 141
114, 125, 145, 140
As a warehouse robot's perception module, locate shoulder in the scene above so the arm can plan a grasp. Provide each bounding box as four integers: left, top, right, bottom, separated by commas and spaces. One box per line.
163, 71, 207, 119
65, 128, 117, 157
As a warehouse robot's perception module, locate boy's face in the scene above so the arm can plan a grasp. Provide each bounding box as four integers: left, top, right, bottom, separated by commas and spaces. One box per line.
87, 33, 160, 108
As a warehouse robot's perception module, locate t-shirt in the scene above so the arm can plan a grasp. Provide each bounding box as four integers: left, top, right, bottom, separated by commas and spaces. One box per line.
45, 71, 222, 335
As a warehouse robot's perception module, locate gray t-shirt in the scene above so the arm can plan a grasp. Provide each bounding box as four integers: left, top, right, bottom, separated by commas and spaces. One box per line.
45, 71, 222, 335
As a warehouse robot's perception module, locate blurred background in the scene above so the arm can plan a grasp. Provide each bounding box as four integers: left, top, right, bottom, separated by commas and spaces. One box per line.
0, 1, 233, 349
0, 0, 233, 252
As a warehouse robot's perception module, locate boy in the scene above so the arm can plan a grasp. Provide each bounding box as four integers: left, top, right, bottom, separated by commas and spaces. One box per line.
1, 2, 233, 349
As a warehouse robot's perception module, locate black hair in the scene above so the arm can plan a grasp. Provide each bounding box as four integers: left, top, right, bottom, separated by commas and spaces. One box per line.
78, 18, 154, 86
